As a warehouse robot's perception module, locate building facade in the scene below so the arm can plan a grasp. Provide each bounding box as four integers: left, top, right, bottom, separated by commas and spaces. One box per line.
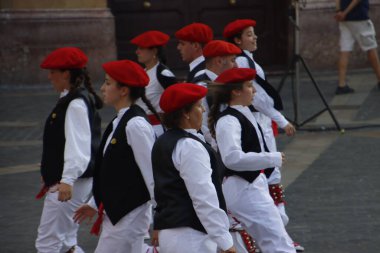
1, 0, 379, 85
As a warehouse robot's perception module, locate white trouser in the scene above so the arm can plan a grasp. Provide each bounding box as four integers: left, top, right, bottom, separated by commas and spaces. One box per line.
159, 227, 217, 253
36, 178, 92, 253
230, 231, 250, 253
258, 116, 290, 226
94, 202, 151, 253
223, 174, 296, 253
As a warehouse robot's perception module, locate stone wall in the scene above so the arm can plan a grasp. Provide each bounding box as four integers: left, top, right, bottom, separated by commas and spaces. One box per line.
0, 0, 115, 85
298, 0, 380, 70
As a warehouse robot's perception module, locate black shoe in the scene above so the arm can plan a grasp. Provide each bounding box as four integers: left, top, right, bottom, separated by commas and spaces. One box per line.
335, 85, 355, 95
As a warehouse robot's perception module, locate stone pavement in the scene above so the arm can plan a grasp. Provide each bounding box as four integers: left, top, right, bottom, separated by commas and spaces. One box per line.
0, 69, 379, 253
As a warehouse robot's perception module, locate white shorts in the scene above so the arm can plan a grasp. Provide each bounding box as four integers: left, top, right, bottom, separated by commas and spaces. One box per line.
339, 20, 378, 52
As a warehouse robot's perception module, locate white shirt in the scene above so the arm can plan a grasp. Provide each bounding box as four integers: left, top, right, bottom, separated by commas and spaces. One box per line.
236, 50, 289, 128
216, 105, 282, 171
196, 69, 218, 149
104, 107, 156, 201
235, 50, 265, 79
189, 55, 206, 79
172, 129, 233, 251
60, 89, 91, 186
252, 82, 289, 129
136, 62, 175, 114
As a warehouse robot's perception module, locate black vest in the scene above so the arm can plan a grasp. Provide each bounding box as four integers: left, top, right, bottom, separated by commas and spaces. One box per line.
92, 105, 150, 225
152, 128, 227, 233
186, 60, 205, 83
217, 107, 274, 182
239, 51, 283, 110
40, 88, 101, 187
156, 63, 177, 89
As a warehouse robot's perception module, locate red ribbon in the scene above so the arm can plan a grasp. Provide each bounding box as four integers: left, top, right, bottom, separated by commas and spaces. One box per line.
148, 114, 161, 126
90, 203, 104, 236
272, 120, 278, 137
35, 185, 49, 199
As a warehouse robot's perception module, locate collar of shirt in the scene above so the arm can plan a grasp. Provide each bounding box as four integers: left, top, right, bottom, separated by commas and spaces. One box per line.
113, 107, 130, 130
189, 55, 205, 71
205, 69, 218, 81
146, 62, 159, 76
60, 89, 69, 98
243, 50, 254, 61
184, 128, 206, 142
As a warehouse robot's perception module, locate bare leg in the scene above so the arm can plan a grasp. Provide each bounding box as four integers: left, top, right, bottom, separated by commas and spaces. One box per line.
338, 51, 351, 87
367, 48, 380, 82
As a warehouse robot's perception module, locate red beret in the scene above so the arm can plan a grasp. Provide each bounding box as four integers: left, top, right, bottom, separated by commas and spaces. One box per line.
160, 83, 207, 113
102, 60, 149, 87
223, 19, 256, 39
215, 68, 256, 84
130, 30, 170, 48
40, 47, 88, 69
175, 23, 213, 44
203, 40, 241, 58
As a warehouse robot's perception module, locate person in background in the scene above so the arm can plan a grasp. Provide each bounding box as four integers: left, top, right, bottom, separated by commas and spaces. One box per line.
223, 19, 303, 252
74, 60, 157, 253
152, 83, 236, 253
131, 30, 177, 136
36, 47, 103, 253
208, 67, 296, 253
193, 39, 241, 148
335, 0, 380, 93
175, 23, 214, 82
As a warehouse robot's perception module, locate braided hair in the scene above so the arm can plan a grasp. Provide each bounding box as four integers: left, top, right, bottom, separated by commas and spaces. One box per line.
120, 84, 162, 126
67, 67, 103, 109
207, 81, 243, 138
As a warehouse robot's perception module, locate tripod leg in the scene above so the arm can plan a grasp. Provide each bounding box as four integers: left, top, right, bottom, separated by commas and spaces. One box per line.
298, 57, 342, 131
277, 59, 294, 93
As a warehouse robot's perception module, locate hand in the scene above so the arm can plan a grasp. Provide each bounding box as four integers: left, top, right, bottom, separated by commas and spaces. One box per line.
284, 123, 296, 136
73, 204, 97, 224
57, 183, 72, 202
281, 152, 286, 163
334, 11, 346, 21
151, 230, 159, 247
222, 246, 236, 253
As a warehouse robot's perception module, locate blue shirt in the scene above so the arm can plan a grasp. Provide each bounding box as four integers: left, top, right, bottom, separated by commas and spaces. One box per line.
340, 0, 369, 21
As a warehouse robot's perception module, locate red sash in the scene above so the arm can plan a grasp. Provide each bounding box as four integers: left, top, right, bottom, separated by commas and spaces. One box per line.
90, 203, 104, 236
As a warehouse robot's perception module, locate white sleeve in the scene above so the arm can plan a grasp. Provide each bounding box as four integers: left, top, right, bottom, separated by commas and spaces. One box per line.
216, 115, 282, 171
62, 99, 91, 186
126, 117, 156, 201
235, 56, 250, 68
161, 69, 175, 77
172, 138, 233, 251
252, 83, 289, 128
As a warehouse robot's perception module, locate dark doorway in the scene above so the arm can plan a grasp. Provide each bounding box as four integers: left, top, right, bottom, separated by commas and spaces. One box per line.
108, 0, 290, 75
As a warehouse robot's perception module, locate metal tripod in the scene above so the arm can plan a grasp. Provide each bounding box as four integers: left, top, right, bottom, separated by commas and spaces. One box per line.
277, 0, 342, 131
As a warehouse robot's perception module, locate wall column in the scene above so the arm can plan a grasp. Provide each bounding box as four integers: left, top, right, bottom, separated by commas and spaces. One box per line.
0, 0, 117, 85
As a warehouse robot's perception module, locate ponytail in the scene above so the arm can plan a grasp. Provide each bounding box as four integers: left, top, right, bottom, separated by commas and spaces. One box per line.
156, 46, 167, 65
82, 68, 103, 109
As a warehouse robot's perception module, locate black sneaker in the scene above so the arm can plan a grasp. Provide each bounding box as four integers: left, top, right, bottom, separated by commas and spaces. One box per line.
335, 85, 355, 95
